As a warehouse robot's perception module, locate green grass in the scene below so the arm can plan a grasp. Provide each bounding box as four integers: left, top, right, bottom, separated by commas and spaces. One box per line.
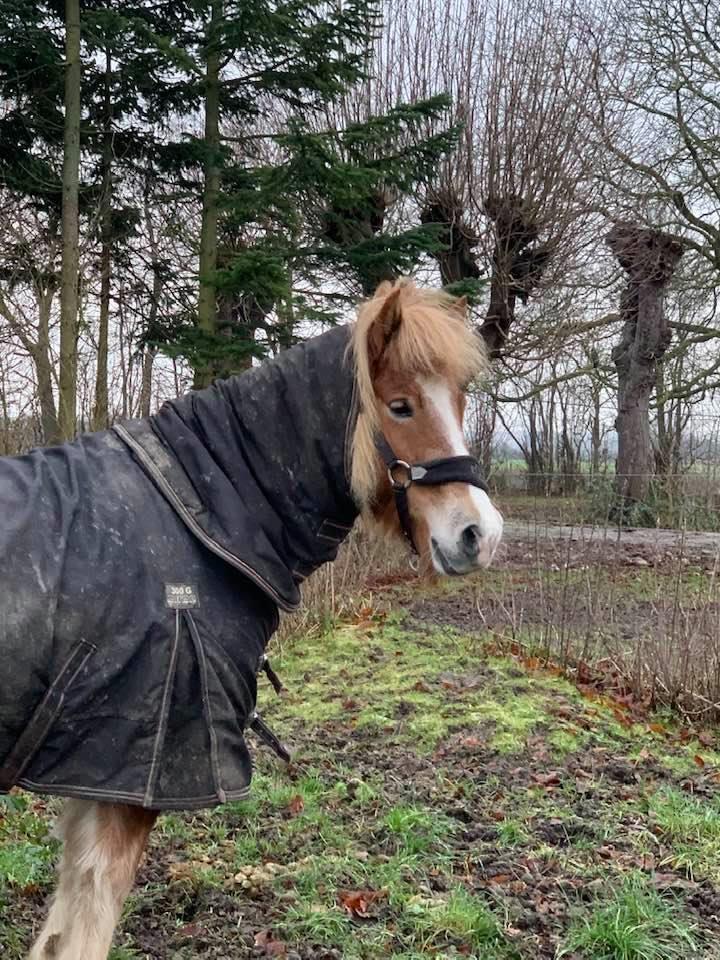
403, 886, 511, 955
0, 794, 58, 891
647, 787, 720, 882
559, 873, 700, 959
6, 610, 720, 959
383, 804, 455, 858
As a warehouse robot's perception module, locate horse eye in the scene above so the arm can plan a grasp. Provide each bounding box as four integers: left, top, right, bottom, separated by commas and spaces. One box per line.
389, 399, 413, 419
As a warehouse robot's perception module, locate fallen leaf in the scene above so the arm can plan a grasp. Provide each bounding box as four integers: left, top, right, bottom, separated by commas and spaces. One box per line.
694, 755, 706, 768
652, 873, 698, 891
286, 794, 304, 816
576, 661, 594, 684
612, 708, 633, 729
531, 771, 562, 788
254, 929, 288, 956
339, 888, 386, 918
488, 873, 513, 886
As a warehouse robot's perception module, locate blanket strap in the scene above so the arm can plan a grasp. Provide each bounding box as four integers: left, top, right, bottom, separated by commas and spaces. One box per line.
250, 712, 292, 763
261, 654, 285, 695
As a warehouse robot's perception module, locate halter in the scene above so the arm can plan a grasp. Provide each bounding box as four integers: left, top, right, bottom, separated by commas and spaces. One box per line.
375, 435, 490, 554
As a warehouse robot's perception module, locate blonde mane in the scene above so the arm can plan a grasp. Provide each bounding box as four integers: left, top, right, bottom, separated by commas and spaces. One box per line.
349, 279, 489, 507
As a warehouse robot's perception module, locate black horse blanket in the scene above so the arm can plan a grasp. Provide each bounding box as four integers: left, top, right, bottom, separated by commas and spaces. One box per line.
0, 326, 358, 809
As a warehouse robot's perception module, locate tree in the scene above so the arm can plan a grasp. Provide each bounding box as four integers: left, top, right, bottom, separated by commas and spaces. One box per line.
0, 1, 166, 437
138, 0, 458, 382
364, 0, 610, 357
57, 0, 81, 440
592, 0, 720, 280
607, 223, 684, 511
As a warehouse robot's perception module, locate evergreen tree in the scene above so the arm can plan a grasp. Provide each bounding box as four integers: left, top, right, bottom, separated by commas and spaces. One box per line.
0, 0, 467, 413
141, 0, 461, 381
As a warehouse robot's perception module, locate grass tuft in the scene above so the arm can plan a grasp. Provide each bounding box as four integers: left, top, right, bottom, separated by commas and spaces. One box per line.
559, 873, 700, 959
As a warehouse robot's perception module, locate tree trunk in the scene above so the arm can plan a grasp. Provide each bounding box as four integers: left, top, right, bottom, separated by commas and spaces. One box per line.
92, 47, 112, 432
482, 257, 516, 358
58, 0, 81, 440
591, 411, 601, 475
139, 174, 162, 417
480, 196, 551, 359
421, 191, 550, 359
35, 288, 61, 444
607, 224, 684, 511
139, 348, 155, 417
195, 0, 222, 389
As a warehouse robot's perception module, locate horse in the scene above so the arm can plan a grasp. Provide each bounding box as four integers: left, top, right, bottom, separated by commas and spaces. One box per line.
0, 278, 503, 960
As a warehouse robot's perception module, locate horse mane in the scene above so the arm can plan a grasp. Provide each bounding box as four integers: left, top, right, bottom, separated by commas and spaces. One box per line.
348, 279, 489, 508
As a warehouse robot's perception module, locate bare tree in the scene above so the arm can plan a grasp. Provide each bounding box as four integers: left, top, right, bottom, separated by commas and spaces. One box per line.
376, 0, 611, 355
591, 0, 720, 279
607, 223, 685, 507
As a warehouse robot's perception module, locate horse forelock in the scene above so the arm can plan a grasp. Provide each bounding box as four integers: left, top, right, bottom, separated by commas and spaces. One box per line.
347, 279, 488, 509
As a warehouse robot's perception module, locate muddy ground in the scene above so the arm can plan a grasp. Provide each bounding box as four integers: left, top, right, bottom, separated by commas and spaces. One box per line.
3, 535, 720, 958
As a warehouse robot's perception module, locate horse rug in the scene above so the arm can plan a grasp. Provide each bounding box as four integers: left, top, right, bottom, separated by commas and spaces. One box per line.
0, 326, 358, 809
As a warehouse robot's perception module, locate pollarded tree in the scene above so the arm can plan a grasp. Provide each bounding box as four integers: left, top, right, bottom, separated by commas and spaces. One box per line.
363, 0, 613, 357
607, 223, 685, 510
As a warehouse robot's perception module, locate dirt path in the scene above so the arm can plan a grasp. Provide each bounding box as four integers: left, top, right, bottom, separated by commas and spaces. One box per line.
505, 520, 720, 555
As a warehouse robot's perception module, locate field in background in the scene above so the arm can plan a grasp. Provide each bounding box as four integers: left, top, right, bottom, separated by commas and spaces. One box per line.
491, 465, 720, 532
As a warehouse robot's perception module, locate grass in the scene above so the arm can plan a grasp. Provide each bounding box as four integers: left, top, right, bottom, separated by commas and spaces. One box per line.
383, 804, 455, 858
5, 601, 720, 958
0, 794, 58, 892
559, 873, 700, 959
647, 787, 720, 882
403, 886, 510, 955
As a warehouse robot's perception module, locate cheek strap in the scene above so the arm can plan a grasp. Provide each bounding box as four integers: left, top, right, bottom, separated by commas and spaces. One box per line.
375, 435, 489, 553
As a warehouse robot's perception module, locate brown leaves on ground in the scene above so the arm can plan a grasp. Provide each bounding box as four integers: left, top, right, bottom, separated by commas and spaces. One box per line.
285, 794, 304, 816
338, 888, 387, 919
531, 771, 562, 789
254, 929, 288, 957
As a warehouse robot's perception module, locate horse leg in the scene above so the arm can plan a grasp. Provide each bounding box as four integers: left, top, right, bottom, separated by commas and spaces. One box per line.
29, 799, 157, 960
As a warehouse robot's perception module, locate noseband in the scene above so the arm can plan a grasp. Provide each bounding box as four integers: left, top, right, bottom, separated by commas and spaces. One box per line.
375, 435, 489, 554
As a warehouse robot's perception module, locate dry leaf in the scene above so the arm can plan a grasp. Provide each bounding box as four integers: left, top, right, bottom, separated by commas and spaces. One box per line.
286, 794, 304, 816
339, 888, 386, 918
254, 929, 288, 957
531, 771, 561, 788
488, 873, 513, 886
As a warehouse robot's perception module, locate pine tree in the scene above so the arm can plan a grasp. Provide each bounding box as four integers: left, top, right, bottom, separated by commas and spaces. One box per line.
141, 0, 461, 380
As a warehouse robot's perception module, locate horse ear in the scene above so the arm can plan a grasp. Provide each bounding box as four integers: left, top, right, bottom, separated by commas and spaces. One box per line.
367, 285, 403, 373
450, 295, 468, 320
373, 280, 395, 298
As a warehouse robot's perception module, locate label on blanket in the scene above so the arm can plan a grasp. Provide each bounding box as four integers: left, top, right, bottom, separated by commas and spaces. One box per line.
165, 583, 200, 608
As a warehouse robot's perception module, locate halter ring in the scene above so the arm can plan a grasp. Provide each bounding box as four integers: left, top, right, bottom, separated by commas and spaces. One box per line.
388, 460, 413, 490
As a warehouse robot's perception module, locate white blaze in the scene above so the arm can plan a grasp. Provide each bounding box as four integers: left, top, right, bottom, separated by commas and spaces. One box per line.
420, 378, 503, 569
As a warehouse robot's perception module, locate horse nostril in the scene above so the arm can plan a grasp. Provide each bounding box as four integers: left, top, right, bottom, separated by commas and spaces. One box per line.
461, 524, 482, 557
